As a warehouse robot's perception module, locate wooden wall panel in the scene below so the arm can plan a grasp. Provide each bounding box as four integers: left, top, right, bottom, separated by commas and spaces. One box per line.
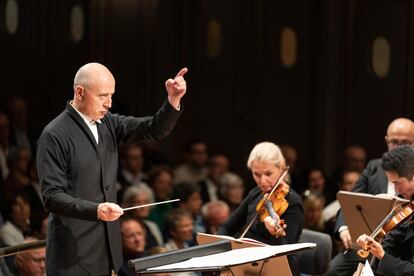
346, 0, 411, 158
2, 0, 414, 179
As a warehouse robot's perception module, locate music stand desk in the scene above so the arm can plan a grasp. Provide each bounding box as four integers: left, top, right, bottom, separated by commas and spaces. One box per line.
130, 241, 315, 275
337, 191, 407, 245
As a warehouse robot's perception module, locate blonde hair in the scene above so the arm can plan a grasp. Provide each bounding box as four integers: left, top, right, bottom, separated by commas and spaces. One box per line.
247, 142, 285, 169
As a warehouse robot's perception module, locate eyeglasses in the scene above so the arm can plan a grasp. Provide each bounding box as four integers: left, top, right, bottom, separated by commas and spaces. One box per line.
386, 139, 414, 146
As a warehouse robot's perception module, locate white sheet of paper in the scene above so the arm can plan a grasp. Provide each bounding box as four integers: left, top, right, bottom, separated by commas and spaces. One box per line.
147, 243, 315, 271
361, 260, 374, 276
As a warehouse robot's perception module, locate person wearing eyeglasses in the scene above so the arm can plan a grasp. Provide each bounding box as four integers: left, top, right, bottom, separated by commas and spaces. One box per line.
327, 117, 414, 276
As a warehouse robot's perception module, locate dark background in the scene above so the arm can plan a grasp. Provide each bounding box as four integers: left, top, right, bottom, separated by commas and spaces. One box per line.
1, 0, 414, 179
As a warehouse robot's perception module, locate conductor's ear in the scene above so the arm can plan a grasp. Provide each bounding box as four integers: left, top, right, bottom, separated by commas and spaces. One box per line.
74, 85, 85, 98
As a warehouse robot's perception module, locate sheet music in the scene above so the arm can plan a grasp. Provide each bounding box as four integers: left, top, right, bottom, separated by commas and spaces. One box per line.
147, 243, 315, 271
361, 260, 374, 276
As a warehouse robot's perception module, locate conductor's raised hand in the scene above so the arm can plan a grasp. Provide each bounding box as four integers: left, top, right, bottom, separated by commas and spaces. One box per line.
165, 67, 188, 110
97, 202, 124, 221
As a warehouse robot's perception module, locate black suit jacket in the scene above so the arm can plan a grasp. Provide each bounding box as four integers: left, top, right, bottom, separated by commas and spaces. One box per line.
334, 158, 389, 237
37, 100, 181, 275
218, 186, 304, 275
375, 218, 414, 275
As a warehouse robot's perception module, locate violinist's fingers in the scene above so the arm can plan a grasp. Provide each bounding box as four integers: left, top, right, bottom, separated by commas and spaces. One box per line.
274, 227, 286, 237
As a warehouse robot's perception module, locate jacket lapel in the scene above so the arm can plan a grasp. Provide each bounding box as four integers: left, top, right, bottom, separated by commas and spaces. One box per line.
66, 103, 99, 153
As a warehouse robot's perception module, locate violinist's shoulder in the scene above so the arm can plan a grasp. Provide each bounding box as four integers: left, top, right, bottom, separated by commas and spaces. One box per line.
287, 188, 302, 205
248, 186, 262, 198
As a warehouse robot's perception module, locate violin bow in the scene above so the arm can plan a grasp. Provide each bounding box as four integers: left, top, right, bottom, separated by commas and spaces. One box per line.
238, 166, 290, 239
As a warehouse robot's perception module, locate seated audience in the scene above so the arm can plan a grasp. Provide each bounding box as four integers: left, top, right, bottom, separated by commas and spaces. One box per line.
219, 172, 244, 214
201, 200, 229, 234
122, 185, 164, 248
147, 165, 175, 234
172, 182, 204, 233
174, 139, 208, 185
198, 154, 229, 203
14, 237, 45, 276
302, 191, 326, 233
118, 218, 147, 276
117, 143, 148, 201
4, 147, 31, 200
164, 209, 195, 251
0, 193, 31, 246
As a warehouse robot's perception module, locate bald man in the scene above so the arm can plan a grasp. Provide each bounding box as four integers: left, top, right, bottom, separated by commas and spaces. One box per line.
15, 238, 46, 276
327, 117, 414, 276
37, 63, 187, 275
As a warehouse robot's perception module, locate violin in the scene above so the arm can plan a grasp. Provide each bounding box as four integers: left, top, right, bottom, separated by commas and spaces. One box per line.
357, 201, 414, 258
255, 167, 290, 232
238, 167, 290, 239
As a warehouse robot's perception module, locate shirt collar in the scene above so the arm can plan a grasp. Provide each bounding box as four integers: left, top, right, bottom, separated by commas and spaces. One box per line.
70, 101, 101, 125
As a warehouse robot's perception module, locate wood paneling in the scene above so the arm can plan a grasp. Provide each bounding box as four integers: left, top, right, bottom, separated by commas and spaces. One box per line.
1, 0, 414, 179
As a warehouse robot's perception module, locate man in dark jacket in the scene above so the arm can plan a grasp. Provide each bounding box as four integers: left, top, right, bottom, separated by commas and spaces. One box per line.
356, 145, 414, 276
37, 62, 187, 275
328, 117, 414, 275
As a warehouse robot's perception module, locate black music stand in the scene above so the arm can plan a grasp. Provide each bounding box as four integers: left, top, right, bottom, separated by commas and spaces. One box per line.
129, 240, 315, 275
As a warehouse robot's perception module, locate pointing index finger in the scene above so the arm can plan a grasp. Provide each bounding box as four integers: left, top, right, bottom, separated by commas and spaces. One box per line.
175, 67, 188, 79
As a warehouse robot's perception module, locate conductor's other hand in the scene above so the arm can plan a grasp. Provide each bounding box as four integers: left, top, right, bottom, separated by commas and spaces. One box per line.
339, 229, 352, 250
97, 202, 124, 221
166, 67, 188, 110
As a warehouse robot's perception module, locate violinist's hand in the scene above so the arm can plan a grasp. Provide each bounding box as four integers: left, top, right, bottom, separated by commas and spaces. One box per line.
339, 229, 352, 250
356, 234, 385, 260
264, 216, 286, 237
97, 202, 124, 221
166, 67, 188, 110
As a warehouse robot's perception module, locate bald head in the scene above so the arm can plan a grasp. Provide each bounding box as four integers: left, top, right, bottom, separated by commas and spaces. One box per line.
72, 63, 115, 121
385, 118, 414, 151
73, 62, 115, 91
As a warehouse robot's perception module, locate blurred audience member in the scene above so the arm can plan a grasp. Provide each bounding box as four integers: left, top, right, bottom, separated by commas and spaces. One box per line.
29, 211, 48, 240
0, 113, 9, 221
219, 172, 244, 214
0, 113, 10, 180
14, 237, 45, 276
327, 145, 367, 199
147, 166, 174, 234
173, 182, 204, 233
0, 257, 12, 276
174, 139, 208, 185
23, 160, 43, 214
198, 154, 229, 203
302, 191, 326, 233
122, 185, 164, 248
323, 169, 360, 223
201, 201, 229, 234
118, 217, 147, 276
0, 193, 31, 246
117, 143, 148, 201
303, 167, 333, 203
164, 209, 195, 251
6, 97, 32, 155
141, 140, 171, 170
281, 144, 301, 189
4, 147, 30, 199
